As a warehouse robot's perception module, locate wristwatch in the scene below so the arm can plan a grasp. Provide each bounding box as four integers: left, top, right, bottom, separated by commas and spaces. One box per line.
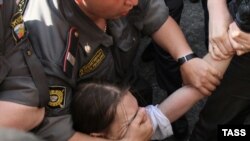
177, 53, 198, 65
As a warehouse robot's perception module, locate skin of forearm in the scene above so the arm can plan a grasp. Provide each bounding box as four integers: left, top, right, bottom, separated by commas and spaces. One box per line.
207, 0, 232, 23
158, 85, 202, 122
0, 101, 45, 131
158, 54, 232, 122
152, 16, 193, 60
207, 0, 228, 14
203, 53, 232, 75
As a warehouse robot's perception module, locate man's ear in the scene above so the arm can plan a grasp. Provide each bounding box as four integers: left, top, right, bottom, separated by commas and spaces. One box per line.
90, 132, 106, 138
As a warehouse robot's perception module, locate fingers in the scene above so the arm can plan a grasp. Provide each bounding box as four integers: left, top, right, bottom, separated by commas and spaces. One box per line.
214, 39, 230, 56
229, 32, 243, 55
204, 76, 219, 91
208, 63, 223, 80
232, 33, 248, 45
229, 22, 246, 42
136, 108, 152, 128
223, 36, 235, 56
180, 58, 221, 95
190, 60, 222, 96
198, 87, 211, 96
209, 43, 222, 60
198, 66, 221, 96
228, 22, 250, 55
198, 81, 217, 96
131, 108, 153, 139
209, 37, 233, 60
124, 108, 153, 141
180, 58, 224, 96
210, 43, 228, 60
132, 108, 147, 126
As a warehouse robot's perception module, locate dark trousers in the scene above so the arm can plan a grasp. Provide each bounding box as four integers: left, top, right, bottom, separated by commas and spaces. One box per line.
190, 54, 250, 141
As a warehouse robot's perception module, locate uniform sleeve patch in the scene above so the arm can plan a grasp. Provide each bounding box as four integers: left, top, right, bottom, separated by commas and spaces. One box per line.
11, 12, 26, 42
48, 86, 66, 108
10, 0, 29, 43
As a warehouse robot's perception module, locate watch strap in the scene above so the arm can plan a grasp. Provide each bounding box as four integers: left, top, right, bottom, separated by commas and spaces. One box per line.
177, 53, 198, 65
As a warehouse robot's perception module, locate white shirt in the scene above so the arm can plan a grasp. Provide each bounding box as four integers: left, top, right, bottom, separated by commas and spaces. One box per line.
146, 105, 173, 140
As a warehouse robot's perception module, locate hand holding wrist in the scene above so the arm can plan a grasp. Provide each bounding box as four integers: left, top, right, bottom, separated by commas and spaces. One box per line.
177, 53, 198, 65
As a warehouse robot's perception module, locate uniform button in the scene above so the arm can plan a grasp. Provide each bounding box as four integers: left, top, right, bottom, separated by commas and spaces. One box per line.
74, 32, 79, 37
84, 44, 91, 53
26, 49, 32, 56
132, 37, 136, 41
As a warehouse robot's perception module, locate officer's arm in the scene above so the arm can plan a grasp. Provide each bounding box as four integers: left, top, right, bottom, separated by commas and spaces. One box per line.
0, 101, 45, 131
158, 54, 232, 122
152, 16, 222, 95
151, 16, 193, 59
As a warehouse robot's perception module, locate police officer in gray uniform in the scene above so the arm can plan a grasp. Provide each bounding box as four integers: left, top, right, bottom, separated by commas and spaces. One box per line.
0, 0, 221, 141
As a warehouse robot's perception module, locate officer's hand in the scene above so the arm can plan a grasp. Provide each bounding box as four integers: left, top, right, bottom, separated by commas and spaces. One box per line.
208, 11, 234, 60
122, 108, 153, 141
180, 58, 222, 96
228, 22, 250, 56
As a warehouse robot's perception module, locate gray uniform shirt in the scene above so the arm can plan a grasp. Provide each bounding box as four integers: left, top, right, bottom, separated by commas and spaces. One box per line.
2, 0, 169, 140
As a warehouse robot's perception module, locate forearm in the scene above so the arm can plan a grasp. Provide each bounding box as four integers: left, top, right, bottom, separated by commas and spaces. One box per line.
158, 85, 202, 122
207, 0, 232, 25
0, 101, 45, 131
207, 0, 229, 16
152, 16, 193, 60
203, 53, 232, 75
158, 54, 232, 122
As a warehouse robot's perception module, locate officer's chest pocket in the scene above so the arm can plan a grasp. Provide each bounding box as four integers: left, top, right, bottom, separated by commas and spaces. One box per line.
114, 25, 140, 69
116, 26, 139, 53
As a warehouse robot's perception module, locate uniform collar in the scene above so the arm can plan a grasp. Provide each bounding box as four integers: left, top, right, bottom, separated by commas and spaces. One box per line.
59, 0, 113, 48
